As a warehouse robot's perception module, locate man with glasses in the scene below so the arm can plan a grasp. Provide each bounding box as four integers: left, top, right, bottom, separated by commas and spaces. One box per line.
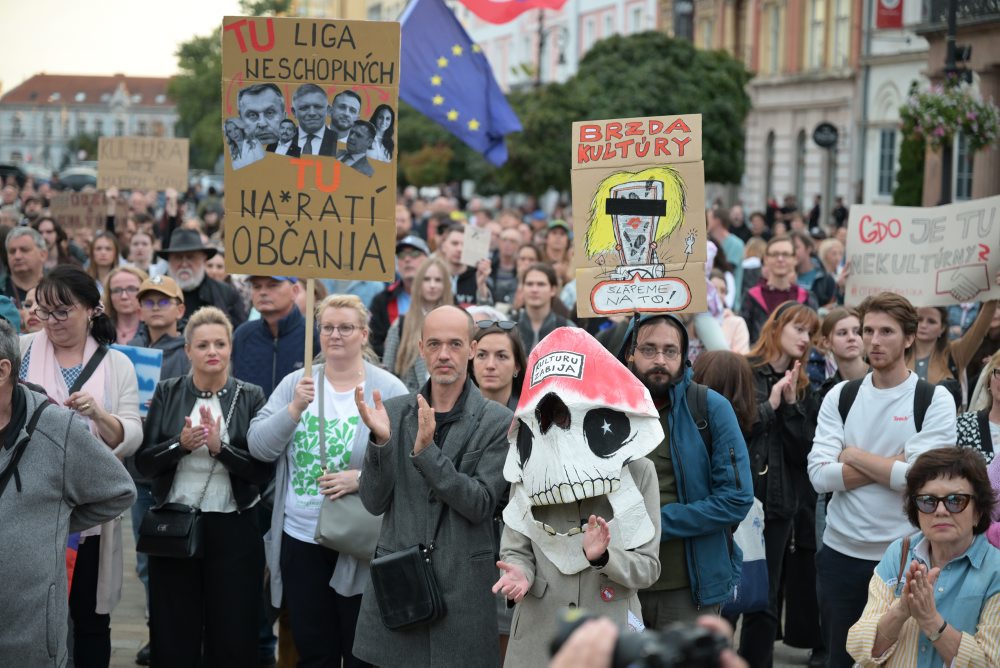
369, 236, 429, 358
809, 292, 955, 668
741, 234, 818, 343
621, 314, 752, 628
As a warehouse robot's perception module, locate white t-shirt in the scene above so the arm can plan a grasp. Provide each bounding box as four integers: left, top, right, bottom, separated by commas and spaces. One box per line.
167, 396, 238, 513
808, 372, 956, 561
282, 379, 362, 543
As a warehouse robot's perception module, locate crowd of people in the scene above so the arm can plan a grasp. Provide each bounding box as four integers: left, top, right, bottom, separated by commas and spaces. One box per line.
0, 175, 998, 668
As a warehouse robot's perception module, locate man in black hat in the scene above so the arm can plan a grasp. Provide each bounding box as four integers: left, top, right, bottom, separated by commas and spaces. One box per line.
158, 228, 246, 329
368, 235, 429, 358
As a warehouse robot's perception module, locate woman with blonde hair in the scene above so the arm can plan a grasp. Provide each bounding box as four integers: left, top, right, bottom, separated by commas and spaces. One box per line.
249, 294, 407, 667
103, 265, 149, 345
382, 256, 453, 391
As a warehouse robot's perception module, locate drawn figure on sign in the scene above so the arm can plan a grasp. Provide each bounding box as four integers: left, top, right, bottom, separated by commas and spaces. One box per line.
584, 166, 687, 281
336, 121, 376, 178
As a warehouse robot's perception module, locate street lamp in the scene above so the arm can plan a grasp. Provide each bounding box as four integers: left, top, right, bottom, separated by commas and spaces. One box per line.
535, 9, 569, 89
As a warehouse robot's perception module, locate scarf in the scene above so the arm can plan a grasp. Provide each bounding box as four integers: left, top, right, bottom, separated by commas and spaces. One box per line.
25, 331, 107, 439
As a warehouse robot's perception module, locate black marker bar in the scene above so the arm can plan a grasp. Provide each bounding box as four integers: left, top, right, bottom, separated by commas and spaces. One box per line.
605, 198, 667, 217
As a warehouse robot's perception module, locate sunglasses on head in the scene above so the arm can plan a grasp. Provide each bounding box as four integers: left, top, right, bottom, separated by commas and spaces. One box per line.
912, 493, 973, 514
476, 319, 516, 331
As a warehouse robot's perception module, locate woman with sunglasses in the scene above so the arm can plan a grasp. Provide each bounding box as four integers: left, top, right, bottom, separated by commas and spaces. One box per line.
20, 265, 142, 667
382, 256, 454, 392
103, 266, 149, 345
847, 448, 1000, 667
249, 294, 407, 667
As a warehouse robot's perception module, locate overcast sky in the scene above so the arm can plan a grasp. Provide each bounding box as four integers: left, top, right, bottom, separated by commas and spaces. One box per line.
1, 0, 243, 92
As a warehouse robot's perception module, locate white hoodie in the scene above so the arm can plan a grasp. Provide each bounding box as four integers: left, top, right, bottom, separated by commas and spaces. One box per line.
808, 372, 956, 561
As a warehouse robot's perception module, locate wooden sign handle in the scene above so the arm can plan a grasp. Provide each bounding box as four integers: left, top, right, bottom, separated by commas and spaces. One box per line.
304, 278, 315, 372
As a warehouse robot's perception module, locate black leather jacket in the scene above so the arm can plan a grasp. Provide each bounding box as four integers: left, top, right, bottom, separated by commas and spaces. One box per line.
135, 375, 271, 511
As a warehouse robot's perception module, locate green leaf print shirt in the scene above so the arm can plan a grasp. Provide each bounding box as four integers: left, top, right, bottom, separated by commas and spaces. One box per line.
282, 380, 361, 543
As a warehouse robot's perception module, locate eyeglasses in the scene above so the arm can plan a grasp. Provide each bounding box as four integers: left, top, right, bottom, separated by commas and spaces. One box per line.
110, 286, 140, 297
141, 297, 176, 309
635, 345, 681, 361
34, 304, 77, 322
912, 493, 973, 514
477, 320, 516, 331
320, 324, 358, 337
398, 249, 425, 260
992, 368, 1000, 379
766, 251, 794, 259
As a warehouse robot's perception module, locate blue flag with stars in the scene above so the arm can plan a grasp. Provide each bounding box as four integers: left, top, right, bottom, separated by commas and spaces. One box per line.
400, 0, 522, 167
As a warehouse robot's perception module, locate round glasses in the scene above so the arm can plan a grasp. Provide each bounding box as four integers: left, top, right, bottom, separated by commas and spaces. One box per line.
320, 324, 358, 337
912, 493, 973, 514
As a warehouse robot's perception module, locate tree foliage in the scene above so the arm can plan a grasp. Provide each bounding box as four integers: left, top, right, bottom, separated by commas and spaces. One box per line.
169, 0, 290, 170
893, 133, 925, 206
396, 31, 752, 194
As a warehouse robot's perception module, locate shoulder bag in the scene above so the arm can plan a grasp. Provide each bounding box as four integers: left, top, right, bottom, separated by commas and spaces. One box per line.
137, 382, 242, 559
369, 508, 446, 630
314, 370, 383, 561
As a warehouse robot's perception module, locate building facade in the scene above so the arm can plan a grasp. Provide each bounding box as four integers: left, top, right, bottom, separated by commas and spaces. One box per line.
0, 74, 177, 170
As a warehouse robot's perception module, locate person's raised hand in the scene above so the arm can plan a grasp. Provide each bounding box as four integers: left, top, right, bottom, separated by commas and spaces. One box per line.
492, 561, 529, 602
908, 564, 942, 631
781, 361, 800, 404
582, 515, 611, 562
356, 387, 391, 445
179, 416, 204, 451
413, 394, 436, 454
289, 377, 315, 420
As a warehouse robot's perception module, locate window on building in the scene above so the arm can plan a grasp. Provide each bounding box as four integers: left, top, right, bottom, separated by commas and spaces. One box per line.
768, 5, 781, 74
43, 116, 53, 138
808, 0, 826, 70
604, 14, 614, 36
765, 131, 776, 201
152, 121, 165, 137
955, 132, 973, 200
878, 129, 896, 196
832, 0, 850, 68
702, 17, 715, 48
795, 130, 807, 203
95, 119, 104, 136
115, 119, 125, 136
584, 17, 596, 51
138, 121, 148, 136
674, 0, 694, 40
11, 115, 22, 138
630, 6, 643, 32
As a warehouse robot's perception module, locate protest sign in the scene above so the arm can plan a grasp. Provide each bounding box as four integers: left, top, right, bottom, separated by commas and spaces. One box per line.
460, 224, 491, 267
570, 114, 707, 317
111, 344, 163, 418
221, 16, 400, 281
49, 191, 106, 235
97, 137, 189, 191
844, 195, 1000, 307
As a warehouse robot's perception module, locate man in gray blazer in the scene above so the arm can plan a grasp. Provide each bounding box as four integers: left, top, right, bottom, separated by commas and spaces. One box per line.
353, 305, 512, 667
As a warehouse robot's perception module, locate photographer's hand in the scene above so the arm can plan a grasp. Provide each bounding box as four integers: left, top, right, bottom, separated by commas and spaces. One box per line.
549, 618, 618, 668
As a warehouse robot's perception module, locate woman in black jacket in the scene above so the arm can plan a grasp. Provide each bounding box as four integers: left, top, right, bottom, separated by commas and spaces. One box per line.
135, 306, 270, 667
740, 301, 821, 667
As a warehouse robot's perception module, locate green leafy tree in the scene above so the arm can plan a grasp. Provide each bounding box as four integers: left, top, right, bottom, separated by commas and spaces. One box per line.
65, 132, 100, 162
169, 0, 290, 170
893, 133, 925, 206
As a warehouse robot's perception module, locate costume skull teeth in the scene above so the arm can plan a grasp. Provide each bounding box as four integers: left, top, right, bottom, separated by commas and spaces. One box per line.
503, 327, 663, 574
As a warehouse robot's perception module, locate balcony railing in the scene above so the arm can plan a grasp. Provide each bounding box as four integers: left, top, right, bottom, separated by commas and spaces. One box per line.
921, 0, 1000, 27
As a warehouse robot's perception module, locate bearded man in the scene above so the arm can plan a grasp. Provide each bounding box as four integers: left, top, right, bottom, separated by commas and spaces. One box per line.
159, 229, 246, 329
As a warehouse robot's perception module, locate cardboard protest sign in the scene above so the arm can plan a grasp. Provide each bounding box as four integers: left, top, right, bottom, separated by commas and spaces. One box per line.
221, 16, 400, 281
460, 225, 491, 267
49, 191, 106, 235
844, 195, 1000, 307
111, 344, 163, 418
97, 137, 189, 191
570, 115, 707, 317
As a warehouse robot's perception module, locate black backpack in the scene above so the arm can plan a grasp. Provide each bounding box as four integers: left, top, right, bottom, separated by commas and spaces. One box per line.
837, 376, 936, 432
687, 382, 713, 454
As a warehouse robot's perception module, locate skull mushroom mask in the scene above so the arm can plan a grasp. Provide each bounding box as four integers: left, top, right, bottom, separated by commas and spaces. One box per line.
503, 327, 663, 574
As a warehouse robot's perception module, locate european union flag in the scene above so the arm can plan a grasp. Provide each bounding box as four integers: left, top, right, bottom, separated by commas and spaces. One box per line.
400, 0, 523, 166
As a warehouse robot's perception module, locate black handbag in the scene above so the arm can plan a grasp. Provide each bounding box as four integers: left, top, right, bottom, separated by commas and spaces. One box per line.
369, 512, 446, 630
137, 383, 242, 559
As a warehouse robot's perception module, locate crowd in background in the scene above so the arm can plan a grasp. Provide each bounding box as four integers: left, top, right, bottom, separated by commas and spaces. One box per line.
0, 172, 999, 668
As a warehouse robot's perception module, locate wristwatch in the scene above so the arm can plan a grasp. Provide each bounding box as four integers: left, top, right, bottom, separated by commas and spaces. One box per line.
927, 619, 948, 642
